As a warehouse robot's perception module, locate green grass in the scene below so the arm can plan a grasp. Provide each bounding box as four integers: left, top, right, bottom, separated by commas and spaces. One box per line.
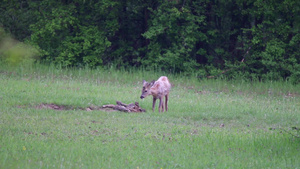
0, 63, 300, 168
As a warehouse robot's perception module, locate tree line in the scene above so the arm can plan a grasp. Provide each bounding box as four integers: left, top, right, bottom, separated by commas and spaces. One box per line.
1, 0, 299, 82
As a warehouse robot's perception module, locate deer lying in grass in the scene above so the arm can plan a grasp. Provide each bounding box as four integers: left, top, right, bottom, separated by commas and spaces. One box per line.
140, 76, 171, 112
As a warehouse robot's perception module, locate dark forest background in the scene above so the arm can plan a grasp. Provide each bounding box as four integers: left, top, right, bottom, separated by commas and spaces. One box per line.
0, 0, 299, 82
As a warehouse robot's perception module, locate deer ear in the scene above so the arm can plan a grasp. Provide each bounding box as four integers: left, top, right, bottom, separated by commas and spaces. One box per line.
142, 80, 147, 85
149, 80, 155, 86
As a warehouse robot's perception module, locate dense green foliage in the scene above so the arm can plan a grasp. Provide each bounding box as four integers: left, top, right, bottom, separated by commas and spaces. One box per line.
0, 0, 299, 81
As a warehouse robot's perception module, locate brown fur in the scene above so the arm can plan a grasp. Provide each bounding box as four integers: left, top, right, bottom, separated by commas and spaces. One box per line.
140, 76, 171, 112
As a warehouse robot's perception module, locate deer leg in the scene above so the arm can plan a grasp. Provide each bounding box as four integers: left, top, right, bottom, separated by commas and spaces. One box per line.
159, 98, 163, 113
165, 94, 169, 111
161, 98, 165, 112
158, 97, 164, 112
152, 97, 157, 112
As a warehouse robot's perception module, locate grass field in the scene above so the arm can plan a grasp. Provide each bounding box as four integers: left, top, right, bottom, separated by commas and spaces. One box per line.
1, 64, 300, 168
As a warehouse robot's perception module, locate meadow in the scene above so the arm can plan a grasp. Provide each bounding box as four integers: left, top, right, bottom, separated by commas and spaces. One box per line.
0, 64, 299, 168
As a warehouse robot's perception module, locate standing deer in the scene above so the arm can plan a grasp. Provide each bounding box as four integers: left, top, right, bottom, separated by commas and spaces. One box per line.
140, 76, 171, 112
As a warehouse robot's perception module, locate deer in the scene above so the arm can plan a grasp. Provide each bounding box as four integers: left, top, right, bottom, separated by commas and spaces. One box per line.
140, 76, 171, 112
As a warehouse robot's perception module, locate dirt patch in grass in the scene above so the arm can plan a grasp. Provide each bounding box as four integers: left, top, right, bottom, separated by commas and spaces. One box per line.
35, 103, 104, 111
34, 102, 145, 113
284, 92, 300, 98
36, 103, 70, 110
